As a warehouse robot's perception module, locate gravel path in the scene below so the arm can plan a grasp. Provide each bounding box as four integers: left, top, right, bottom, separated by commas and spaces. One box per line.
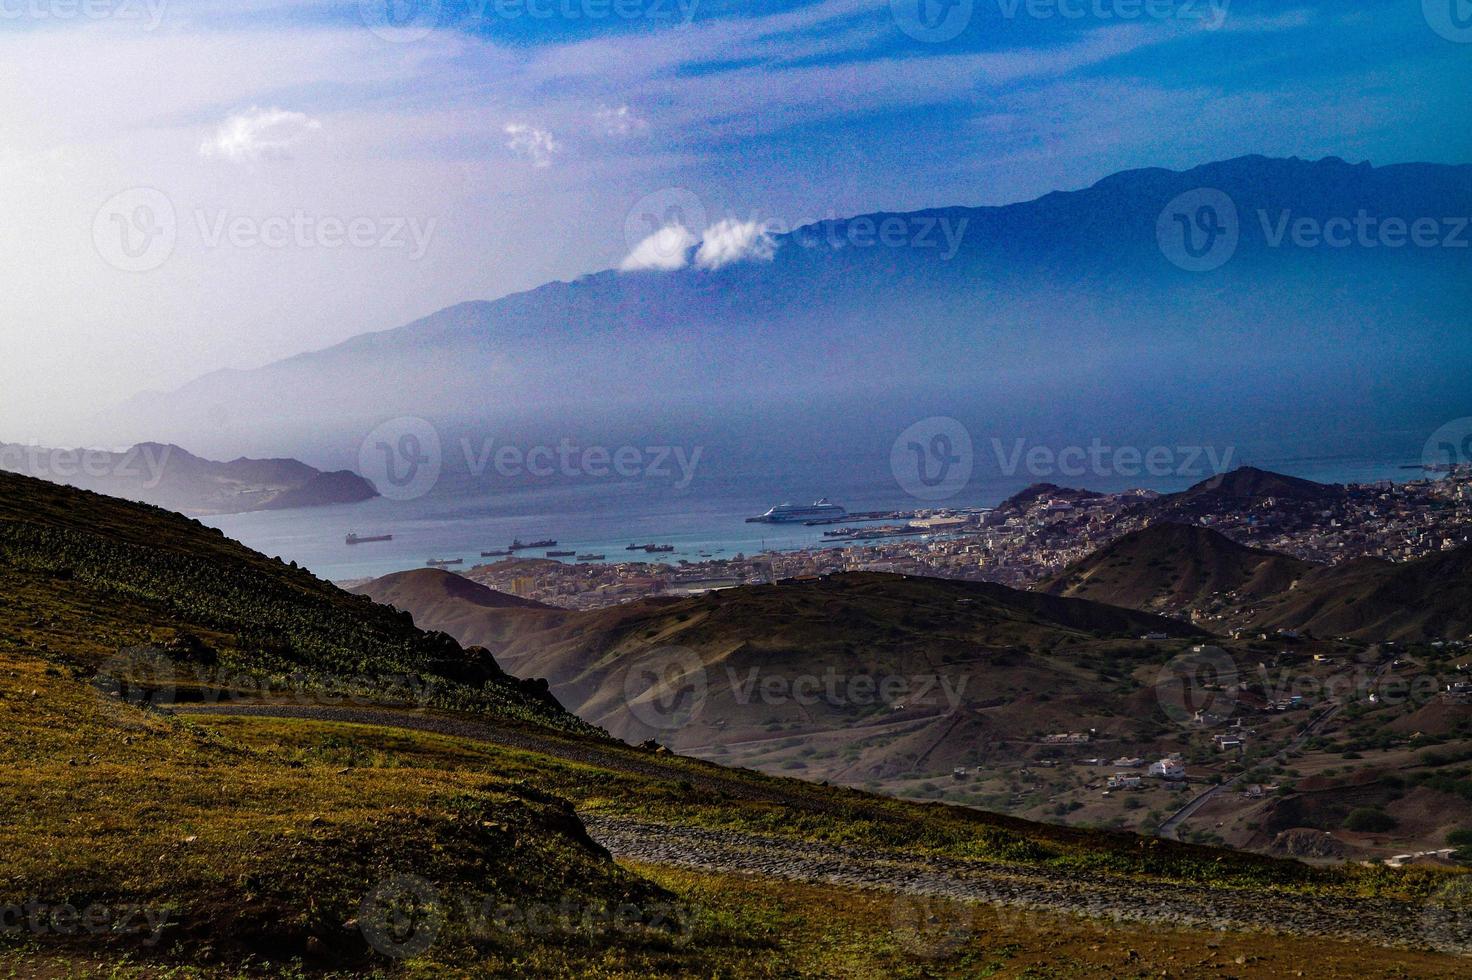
584, 816, 1472, 956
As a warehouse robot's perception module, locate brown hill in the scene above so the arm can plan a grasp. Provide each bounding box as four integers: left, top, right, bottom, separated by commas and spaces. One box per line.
348, 568, 563, 647
356, 569, 1206, 777
1249, 543, 1472, 642
1169, 467, 1342, 505
1041, 522, 1313, 618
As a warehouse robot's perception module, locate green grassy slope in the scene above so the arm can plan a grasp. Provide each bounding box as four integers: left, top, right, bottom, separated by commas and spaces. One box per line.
1, 470, 1467, 976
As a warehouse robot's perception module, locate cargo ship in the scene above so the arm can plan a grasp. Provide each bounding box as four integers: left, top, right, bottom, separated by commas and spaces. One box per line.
745, 498, 847, 523
345, 532, 393, 545
425, 557, 463, 567
480, 549, 512, 557
547, 550, 576, 558
509, 538, 557, 551
577, 553, 606, 561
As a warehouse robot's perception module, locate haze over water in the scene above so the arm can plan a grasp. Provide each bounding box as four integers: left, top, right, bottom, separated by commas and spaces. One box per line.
205, 432, 1428, 582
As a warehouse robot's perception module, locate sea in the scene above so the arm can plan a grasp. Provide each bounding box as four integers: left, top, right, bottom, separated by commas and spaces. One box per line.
200, 433, 1437, 584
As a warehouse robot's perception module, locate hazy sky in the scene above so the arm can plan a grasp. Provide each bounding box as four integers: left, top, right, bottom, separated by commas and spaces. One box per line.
3, 0, 1468, 441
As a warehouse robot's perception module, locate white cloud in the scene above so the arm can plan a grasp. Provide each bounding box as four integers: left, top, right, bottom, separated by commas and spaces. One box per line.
596, 104, 647, 136
199, 107, 321, 163
619, 224, 698, 271
694, 219, 778, 270
621, 218, 782, 273
504, 123, 560, 167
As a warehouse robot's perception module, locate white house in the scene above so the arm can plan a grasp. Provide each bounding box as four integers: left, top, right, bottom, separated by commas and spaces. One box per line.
1148, 758, 1187, 780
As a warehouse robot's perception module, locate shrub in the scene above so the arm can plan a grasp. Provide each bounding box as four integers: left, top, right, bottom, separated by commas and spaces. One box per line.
1343, 807, 1397, 833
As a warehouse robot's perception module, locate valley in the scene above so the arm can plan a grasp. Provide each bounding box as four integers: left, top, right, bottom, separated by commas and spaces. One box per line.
3, 464, 1470, 975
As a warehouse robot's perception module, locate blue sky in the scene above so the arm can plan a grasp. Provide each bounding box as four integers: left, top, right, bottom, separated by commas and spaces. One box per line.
1, 0, 1468, 436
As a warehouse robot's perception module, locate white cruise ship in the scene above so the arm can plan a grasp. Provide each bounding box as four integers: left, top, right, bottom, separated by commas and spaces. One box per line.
747, 498, 847, 523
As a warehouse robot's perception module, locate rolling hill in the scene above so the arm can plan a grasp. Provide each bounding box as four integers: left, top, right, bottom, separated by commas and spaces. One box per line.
1248, 542, 1472, 642
1148, 468, 1345, 520
1042, 522, 1313, 619
355, 569, 1207, 778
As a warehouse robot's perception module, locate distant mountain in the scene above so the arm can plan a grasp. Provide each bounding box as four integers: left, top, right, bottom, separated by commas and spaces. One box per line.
104, 156, 1472, 462
1159, 468, 1344, 510
0, 441, 377, 516
1041, 522, 1313, 618
994, 483, 1105, 518
1249, 543, 1472, 642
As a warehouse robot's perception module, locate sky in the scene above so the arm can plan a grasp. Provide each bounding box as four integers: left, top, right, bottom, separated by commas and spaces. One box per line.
1, 0, 1468, 442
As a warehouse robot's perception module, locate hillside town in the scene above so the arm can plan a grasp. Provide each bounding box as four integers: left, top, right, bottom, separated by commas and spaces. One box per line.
465, 468, 1472, 610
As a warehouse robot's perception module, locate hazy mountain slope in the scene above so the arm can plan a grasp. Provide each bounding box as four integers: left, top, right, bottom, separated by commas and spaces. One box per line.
0, 440, 377, 515
107, 156, 1472, 459
1042, 522, 1313, 616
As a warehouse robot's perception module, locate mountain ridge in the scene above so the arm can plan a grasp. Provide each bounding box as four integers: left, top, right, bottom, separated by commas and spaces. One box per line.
105, 154, 1472, 457
0, 439, 378, 516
